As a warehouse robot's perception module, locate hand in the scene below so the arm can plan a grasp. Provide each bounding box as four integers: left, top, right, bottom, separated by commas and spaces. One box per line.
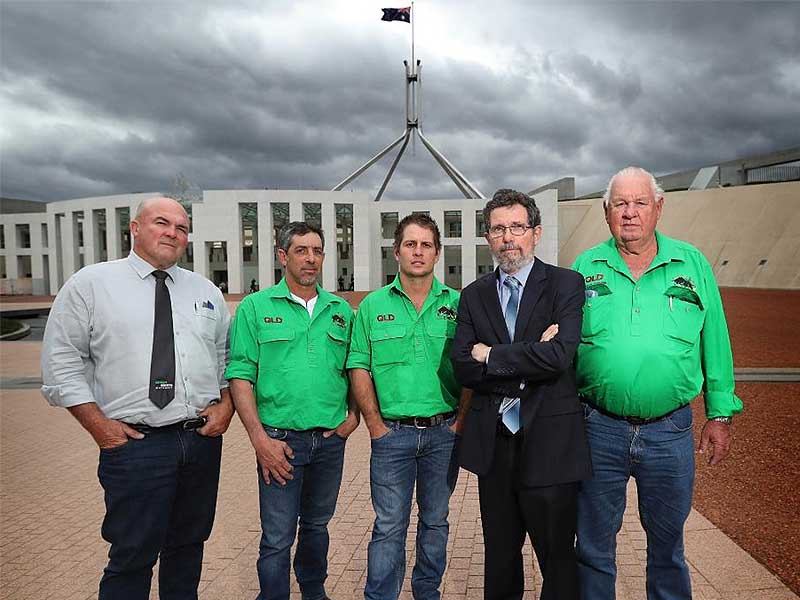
540, 324, 559, 342
94, 419, 144, 450
197, 399, 234, 437
698, 419, 732, 465
449, 417, 465, 436
366, 418, 390, 440
325, 411, 360, 439
254, 432, 295, 485
471, 342, 491, 364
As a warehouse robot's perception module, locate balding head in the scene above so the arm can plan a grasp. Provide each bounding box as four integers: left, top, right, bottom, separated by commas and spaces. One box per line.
130, 196, 190, 270
134, 196, 187, 221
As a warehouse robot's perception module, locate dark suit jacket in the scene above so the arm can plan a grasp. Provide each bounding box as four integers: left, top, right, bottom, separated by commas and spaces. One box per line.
451, 259, 592, 487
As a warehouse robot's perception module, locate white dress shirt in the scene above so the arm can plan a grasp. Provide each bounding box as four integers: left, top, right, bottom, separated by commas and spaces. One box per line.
41, 251, 230, 426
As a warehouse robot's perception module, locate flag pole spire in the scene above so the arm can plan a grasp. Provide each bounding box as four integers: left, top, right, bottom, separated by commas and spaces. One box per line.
411, 1, 415, 74
332, 4, 485, 201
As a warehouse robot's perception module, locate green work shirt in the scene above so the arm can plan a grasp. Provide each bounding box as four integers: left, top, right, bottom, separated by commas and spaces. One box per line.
572, 232, 742, 419
346, 275, 461, 419
225, 278, 353, 430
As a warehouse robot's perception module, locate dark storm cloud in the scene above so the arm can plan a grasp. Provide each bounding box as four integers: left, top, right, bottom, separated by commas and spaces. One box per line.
1, 1, 798, 202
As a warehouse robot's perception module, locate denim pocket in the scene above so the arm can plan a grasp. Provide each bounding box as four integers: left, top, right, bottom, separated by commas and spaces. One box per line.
582, 402, 597, 421
665, 406, 693, 432
370, 423, 394, 442
100, 439, 132, 454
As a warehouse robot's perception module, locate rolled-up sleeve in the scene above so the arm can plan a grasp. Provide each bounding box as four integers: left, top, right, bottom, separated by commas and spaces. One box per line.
40, 276, 95, 408
345, 300, 372, 371
224, 296, 259, 383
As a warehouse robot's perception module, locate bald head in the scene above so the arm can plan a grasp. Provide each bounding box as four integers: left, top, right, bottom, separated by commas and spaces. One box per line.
134, 196, 187, 221
130, 196, 190, 270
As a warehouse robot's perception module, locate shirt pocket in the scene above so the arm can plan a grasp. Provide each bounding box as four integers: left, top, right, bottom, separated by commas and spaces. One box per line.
327, 326, 348, 371
257, 326, 297, 370
581, 284, 613, 338
663, 289, 705, 346
425, 319, 456, 364
194, 310, 218, 341
369, 324, 408, 366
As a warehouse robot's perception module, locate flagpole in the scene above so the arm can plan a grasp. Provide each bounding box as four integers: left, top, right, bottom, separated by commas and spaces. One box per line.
411, 1, 415, 74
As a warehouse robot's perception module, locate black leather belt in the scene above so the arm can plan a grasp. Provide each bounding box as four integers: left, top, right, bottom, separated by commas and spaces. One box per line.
583, 399, 682, 425
125, 417, 207, 433
263, 425, 329, 433
392, 412, 455, 428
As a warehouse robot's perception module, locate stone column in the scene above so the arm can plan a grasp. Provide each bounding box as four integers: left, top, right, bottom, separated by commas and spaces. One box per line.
321, 202, 336, 290
105, 207, 121, 261
257, 201, 274, 288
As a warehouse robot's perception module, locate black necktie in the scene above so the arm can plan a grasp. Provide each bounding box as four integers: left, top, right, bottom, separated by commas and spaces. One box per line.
149, 270, 175, 409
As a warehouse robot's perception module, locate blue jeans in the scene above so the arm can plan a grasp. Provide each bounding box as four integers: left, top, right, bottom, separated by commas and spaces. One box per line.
97, 427, 222, 600
256, 427, 346, 600
365, 417, 460, 600
576, 403, 695, 600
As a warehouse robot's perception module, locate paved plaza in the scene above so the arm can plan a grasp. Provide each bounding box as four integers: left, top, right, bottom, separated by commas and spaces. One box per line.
1, 339, 797, 600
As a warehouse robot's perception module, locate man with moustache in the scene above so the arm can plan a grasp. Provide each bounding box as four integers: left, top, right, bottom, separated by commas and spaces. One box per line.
573, 167, 741, 600
41, 196, 233, 599
348, 213, 466, 600
451, 189, 591, 600
226, 221, 358, 600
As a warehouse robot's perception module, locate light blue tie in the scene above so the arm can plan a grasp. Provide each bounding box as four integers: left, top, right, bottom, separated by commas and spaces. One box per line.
503, 275, 521, 340
501, 276, 522, 433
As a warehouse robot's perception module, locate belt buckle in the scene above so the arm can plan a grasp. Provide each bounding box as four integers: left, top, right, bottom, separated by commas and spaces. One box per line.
182, 416, 207, 430
413, 416, 427, 429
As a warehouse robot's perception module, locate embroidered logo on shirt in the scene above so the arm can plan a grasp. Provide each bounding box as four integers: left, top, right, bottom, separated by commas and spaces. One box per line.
332, 314, 346, 328
377, 313, 395, 322
436, 306, 457, 321
585, 273, 604, 283
263, 316, 284, 324
672, 276, 695, 291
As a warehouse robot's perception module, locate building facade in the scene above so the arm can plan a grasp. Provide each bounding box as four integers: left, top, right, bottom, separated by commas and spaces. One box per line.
0, 189, 559, 295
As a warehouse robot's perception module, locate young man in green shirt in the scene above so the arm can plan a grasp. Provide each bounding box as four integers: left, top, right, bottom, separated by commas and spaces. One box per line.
572, 167, 742, 600
226, 222, 359, 600
348, 213, 466, 600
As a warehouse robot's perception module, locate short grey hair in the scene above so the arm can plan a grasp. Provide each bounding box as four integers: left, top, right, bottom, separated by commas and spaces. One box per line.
602, 166, 664, 208
277, 221, 325, 253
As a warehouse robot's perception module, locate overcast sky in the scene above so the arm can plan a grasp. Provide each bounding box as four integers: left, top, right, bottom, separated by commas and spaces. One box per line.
2, 0, 799, 202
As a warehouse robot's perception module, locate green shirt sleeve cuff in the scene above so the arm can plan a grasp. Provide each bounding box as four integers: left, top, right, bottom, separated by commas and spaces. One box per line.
345, 350, 371, 371
703, 390, 743, 418
224, 363, 257, 383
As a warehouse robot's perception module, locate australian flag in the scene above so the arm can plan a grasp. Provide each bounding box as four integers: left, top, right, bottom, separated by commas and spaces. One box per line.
381, 7, 411, 23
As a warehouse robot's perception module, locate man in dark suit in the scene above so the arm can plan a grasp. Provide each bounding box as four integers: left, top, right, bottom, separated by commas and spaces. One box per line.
451, 189, 592, 600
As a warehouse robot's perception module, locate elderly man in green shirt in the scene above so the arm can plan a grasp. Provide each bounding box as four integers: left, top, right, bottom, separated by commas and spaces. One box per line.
226, 221, 359, 600
348, 213, 465, 600
572, 167, 742, 600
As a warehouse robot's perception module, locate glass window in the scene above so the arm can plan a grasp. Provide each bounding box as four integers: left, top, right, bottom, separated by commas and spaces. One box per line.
444, 210, 462, 238
475, 210, 486, 236
381, 212, 398, 239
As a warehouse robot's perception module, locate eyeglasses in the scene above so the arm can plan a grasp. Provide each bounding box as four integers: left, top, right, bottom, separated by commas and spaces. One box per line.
487, 224, 533, 239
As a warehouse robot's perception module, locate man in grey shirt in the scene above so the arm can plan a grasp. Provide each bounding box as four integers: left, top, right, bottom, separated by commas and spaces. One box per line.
41, 196, 233, 600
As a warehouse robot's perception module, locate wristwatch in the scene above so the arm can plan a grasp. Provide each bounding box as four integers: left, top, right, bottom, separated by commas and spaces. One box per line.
710, 416, 733, 425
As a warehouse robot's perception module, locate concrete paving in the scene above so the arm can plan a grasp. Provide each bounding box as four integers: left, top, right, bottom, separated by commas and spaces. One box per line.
1, 341, 797, 600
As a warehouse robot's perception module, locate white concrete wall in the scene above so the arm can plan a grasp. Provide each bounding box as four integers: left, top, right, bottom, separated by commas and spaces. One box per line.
0, 186, 556, 295
558, 181, 800, 289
